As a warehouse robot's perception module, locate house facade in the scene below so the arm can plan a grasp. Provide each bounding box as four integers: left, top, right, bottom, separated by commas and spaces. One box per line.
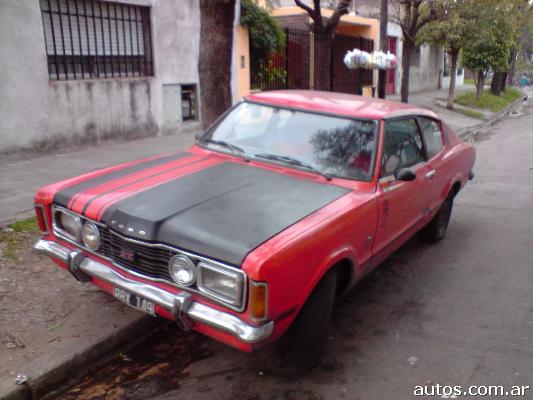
0, 0, 205, 153
251, 2, 378, 96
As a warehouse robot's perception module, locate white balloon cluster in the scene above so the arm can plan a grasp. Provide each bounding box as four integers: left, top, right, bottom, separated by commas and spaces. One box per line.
343, 49, 398, 70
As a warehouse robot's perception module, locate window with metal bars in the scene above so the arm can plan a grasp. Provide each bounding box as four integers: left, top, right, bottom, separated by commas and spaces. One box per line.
39, 0, 153, 80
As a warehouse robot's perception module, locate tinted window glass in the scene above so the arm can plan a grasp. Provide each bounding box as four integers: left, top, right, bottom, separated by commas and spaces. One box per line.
381, 119, 424, 177
204, 102, 378, 181
418, 118, 443, 158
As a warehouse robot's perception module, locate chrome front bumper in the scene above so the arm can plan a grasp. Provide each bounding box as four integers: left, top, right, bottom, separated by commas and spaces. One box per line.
34, 239, 273, 344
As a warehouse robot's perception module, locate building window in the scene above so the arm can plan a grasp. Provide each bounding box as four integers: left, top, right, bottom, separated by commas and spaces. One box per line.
40, 0, 153, 80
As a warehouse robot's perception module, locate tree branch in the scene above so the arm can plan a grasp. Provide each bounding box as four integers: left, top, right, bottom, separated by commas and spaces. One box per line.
325, 0, 352, 33
294, 0, 318, 25
415, 4, 438, 32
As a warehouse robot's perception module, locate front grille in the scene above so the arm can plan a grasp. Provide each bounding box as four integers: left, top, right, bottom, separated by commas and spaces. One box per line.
97, 226, 178, 282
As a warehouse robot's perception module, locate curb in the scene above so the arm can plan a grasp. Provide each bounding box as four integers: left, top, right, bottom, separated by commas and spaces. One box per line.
0, 315, 162, 400
456, 92, 528, 142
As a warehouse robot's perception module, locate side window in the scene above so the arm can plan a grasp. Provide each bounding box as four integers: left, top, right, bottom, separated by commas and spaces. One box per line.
380, 119, 424, 178
418, 118, 443, 159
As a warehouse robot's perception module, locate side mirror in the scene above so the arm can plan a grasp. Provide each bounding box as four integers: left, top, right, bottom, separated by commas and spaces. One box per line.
195, 131, 204, 141
395, 168, 416, 182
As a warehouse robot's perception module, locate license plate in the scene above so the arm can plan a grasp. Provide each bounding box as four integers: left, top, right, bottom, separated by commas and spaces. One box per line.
113, 287, 156, 316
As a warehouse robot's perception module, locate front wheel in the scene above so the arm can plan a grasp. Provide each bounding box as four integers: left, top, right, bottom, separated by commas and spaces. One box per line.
419, 193, 454, 243
285, 268, 337, 369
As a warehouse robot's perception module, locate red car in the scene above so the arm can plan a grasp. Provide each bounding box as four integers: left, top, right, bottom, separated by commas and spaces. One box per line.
34, 91, 475, 367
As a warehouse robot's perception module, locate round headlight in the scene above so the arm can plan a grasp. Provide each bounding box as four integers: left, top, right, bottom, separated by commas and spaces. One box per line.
81, 222, 100, 251
169, 255, 196, 286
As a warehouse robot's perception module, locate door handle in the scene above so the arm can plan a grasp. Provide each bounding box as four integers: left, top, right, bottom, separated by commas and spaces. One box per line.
426, 170, 436, 180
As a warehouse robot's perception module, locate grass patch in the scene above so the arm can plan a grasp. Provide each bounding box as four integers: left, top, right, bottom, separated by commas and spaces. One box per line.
454, 108, 485, 119
0, 217, 39, 260
455, 88, 523, 112
9, 217, 39, 233
464, 78, 475, 85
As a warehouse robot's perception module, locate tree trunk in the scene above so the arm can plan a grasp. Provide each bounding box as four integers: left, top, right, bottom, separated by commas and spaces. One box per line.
491, 71, 504, 96
508, 47, 518, 87
400, 38, 413, 103
377, 0, 388, 99
501, 71, 509, 92
446, 51, 458, 110
476, 71, 484, 100
198, 0, 235, 130
314, 33, 333, 91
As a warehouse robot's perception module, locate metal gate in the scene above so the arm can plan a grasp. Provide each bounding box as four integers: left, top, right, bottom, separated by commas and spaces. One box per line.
250, 28, 374, 93
331, 34, 374, 94
250, 28, 310, 91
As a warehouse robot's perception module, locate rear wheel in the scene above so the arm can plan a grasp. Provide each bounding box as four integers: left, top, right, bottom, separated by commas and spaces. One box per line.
285, 268, 337, 368
420, 192, 454, 243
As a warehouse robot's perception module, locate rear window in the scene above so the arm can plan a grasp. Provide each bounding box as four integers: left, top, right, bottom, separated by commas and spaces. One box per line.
418, 118, 444, 159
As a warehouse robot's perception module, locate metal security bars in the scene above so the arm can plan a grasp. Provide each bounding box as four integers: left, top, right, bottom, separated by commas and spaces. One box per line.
250, 28, 374, 94
250, 28, 310, 91
39, 0, 153, 80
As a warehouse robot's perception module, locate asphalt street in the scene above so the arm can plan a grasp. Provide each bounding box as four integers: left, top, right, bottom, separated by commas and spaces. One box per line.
53, 93, 533, 400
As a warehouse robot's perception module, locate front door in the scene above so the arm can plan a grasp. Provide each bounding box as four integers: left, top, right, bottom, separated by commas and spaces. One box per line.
373, 118, 430, 258
386, 36, 397, 95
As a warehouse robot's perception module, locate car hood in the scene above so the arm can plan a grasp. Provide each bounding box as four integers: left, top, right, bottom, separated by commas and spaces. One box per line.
54, 152, 351, 266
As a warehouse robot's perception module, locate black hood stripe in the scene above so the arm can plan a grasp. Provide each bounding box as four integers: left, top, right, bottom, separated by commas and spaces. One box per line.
54, 152, 191, 209
80, 156, 209, 216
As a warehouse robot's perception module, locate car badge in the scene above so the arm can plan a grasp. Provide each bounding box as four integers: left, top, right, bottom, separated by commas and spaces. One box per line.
119, 249, 136, 262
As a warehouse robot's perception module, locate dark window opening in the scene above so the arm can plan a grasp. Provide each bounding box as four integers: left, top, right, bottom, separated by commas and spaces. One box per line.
39, 0, 153, 80
181, 84, 198, 121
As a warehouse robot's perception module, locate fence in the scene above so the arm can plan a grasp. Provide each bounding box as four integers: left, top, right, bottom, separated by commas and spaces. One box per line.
250, 27, 374, 94
250, 28, 310, 91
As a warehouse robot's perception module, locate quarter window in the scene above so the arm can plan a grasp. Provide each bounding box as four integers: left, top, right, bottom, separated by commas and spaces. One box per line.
418, 118, 443, 159
39, 0, 153, 80
380, 119, 424, 178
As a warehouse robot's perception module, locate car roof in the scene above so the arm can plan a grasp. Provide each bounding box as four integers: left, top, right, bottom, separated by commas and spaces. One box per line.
245, 90, 438, 120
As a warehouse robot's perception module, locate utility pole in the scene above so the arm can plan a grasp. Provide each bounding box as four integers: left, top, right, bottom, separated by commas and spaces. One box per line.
377, 0, 388, 99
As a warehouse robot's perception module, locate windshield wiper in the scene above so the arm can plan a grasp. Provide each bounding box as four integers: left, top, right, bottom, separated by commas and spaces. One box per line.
199, 138, 249, 161
254, 153, 332, 181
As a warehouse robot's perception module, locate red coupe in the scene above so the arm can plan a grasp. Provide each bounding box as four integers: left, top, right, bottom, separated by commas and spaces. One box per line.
34, 91, 475, 367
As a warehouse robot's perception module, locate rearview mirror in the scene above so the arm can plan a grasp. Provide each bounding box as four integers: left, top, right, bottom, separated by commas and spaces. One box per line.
394, 168, 416, 182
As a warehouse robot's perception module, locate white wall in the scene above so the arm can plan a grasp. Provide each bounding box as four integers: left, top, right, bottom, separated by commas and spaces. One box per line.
408, 43, 444, 93
0, 0, 200, 152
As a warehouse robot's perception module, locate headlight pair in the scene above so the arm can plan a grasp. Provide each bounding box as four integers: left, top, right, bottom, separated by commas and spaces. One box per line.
53, 208, 100, 251
168, 255, 245, 308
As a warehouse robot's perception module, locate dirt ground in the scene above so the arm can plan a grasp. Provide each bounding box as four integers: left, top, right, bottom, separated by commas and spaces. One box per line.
0, 219, 141, 380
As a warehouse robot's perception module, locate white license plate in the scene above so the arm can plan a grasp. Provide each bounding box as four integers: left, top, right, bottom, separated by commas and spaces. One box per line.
113, 287, 156, 316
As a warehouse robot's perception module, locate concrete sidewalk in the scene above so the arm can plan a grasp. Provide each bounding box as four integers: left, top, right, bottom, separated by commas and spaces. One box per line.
0, 126, 198, 225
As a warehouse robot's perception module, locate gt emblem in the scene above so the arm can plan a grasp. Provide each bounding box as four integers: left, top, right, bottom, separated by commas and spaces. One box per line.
119, 249, 136, 262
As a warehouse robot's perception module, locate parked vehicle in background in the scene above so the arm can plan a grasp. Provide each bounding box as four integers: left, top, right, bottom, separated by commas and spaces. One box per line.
33, 91, 475, 367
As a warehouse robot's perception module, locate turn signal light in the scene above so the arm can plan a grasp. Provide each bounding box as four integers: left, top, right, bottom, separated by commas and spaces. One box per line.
250, 281, 268, 321
34, 205, 48, 233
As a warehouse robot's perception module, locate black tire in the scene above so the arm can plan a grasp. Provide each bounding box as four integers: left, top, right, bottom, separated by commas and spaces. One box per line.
285, 268, 337, 369
420, 192, 454, 243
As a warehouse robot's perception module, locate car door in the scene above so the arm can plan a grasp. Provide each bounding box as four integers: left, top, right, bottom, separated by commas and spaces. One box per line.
372, 118, 430, 258
417, 117, 447, 217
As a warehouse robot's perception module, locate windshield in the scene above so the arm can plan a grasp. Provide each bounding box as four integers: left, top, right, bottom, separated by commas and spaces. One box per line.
201, 102, 379, 181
